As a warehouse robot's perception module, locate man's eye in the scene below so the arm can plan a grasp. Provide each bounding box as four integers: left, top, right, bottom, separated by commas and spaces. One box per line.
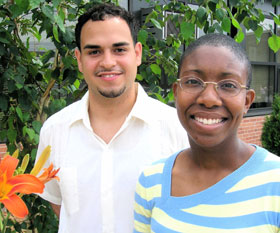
89, 50, 100, 55
114, 48, 126, 53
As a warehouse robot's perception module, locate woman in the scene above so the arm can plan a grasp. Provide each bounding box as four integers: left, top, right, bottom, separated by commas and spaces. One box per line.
134, 33, 280, 232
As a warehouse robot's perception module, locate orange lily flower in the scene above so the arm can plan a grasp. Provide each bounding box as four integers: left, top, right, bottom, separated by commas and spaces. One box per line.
37, 163, 60, 184
0, 155, 44, 219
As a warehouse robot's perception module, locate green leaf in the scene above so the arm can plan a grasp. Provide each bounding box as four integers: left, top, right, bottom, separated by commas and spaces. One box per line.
248, 19, 258, 31
150, 64, 161, 75
216, 8, 225, 21
14, 74, 25, 85
197, 7, 207, 23
231, 17, 241, 29
7, 129, 17, 143
213, 22, 223, 33
26, 128, 35, 141
29, 0, 41, 10
53, 0, 61, 8
235, 30, 244, 43
273, 16, 280, 26
55, 10, 66, 33
53, 25, 60, 42
254, 26, 263, 44
42, 5, 54, 21
268, 34, 280, 53
0, 37, 10, 44
228, 0, 239, 7
15, 0, 29, 12
208, 0, 217, 13
150, 18, 162, 29
221, 17, 231, 33
22, 112, 30, 122
9, 5, 23, 18
180, 22, 195, 41
16, 106, 23, 122
138, 29, 148, 45
136, 74, 143, 81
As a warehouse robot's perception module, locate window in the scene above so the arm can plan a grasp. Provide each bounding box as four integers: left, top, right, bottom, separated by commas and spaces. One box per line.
245, 16, 278, 113
250, 65, 275, 108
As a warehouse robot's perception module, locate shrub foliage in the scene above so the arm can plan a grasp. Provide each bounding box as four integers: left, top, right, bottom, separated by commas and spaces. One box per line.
261, 95, 280, 156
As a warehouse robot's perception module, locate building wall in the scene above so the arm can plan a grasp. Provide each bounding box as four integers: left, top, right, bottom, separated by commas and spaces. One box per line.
0, 143, 7, 158
238, 115, 266, 146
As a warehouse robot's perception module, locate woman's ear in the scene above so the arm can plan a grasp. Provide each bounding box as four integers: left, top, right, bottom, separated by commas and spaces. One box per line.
244, 89, 255, 114
173, 82, 178, 101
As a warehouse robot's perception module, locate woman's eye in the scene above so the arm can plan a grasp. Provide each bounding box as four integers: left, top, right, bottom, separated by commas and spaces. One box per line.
220, 82, 238, 89
184, 78, 201, 86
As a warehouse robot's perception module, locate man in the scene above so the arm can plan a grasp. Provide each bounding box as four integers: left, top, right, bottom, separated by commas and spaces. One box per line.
36, 3, 188, 233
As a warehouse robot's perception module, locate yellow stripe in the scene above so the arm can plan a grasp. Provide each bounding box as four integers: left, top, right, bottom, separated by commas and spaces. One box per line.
134, 220, 151, 232
227, 169, 280, 193
182, 196, 280, 217
153, 207, 278, 233
136, 182, 162, 201
143, 163, 164, 176
134, 202, 151, 218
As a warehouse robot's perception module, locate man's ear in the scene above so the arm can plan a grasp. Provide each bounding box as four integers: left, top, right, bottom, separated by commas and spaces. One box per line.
75, 48, 83, 73
244, 89, 255, 114
134, 42, 142, 66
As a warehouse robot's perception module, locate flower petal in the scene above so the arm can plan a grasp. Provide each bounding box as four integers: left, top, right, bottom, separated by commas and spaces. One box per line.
0, 155, 19, 178
30, 145, 51, 176
38, 163, 60, 184
1, 194, 29, 218
8, 174, 44, 195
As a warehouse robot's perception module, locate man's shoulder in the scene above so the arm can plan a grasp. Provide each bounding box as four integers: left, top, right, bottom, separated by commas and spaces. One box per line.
145, 95, 178, 118
41, 98, 83, 131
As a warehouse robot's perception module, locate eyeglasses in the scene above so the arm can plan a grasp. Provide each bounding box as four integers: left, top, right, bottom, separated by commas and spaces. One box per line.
177, 76, 248, 97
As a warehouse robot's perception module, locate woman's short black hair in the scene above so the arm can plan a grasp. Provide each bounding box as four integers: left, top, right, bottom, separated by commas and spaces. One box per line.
178, 33, 252, 88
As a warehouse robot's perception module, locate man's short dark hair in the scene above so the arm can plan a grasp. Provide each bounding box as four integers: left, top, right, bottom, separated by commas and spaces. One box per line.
75, 3, 139, 50
178, 33, 252, 88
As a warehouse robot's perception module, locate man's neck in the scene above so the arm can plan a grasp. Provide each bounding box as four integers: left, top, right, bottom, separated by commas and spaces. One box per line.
88, 83, 138, 144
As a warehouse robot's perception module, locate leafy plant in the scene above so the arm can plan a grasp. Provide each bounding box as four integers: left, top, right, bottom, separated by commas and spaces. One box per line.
261, 94, 280, 156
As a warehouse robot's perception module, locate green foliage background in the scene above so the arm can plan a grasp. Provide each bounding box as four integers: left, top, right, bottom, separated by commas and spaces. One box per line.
0, 0, 279, 231
261, 94, 280, 156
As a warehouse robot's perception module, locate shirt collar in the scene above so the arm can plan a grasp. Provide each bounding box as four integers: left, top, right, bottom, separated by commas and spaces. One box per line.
68, 91, 90, 127
128, 83, 157, 125
68, 83, 155, 127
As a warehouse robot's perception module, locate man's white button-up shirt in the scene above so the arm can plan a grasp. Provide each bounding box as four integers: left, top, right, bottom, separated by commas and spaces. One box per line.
36, 83, 189, 233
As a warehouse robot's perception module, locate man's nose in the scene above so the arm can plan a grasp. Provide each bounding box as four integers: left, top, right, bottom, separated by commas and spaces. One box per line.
100, 51, 116, 68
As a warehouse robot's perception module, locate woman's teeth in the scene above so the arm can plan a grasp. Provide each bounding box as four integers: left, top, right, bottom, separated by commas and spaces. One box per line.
195, 117, 222, 125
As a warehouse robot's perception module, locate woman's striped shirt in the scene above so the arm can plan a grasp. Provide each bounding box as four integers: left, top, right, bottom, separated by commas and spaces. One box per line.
134, 146, 280, 233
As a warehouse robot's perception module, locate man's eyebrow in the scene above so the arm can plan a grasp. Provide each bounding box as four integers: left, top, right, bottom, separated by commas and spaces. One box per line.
83, 44, 100, 50
113, 42, 130, 47
83, 42, 130, 50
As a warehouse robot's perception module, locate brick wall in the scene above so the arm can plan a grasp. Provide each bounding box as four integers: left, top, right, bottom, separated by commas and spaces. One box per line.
0, 143, 7, 158
238, 115, 266, 146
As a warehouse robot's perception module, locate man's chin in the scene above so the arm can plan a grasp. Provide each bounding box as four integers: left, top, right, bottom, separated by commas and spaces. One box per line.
99, 87, 126, 98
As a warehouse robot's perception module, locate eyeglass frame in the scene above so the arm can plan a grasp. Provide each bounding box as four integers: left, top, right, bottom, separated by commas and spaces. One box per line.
176, 76, 249, 97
